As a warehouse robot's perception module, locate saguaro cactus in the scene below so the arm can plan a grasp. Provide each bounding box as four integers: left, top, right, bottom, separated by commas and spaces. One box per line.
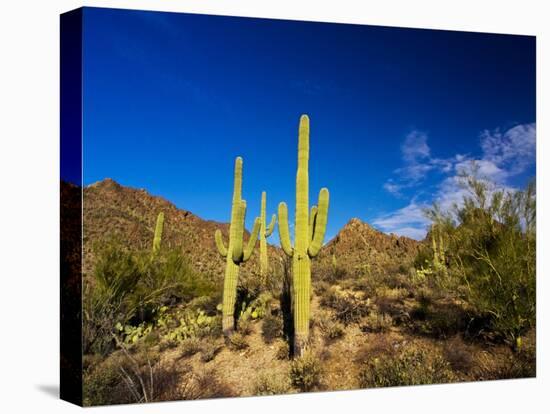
214, 157, 261, 336
278, 115, 330, 356
259, 191, 276, 280
152, 212, 164, 255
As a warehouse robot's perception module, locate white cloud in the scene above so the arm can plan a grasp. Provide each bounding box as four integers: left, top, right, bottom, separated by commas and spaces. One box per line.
480, 123, 536, 176
372, 201, 431, 240
401, 130, 431, 163
375, 123, 536, 240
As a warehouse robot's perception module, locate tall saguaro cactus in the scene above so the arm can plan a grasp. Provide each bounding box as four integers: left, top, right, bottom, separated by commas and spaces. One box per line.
214, 157, 261, 336
278, 115, 330, 356
259, 191, 276, 280
152, 212, 164, 255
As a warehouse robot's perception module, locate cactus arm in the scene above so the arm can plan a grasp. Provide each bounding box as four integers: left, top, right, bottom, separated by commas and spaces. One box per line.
231, 200, 246, 263
278, 202, 293, 257
243, 217, 261, 262
214, 229, 228, 257
265, 214, 276, 237
308, 188, 329, 257
152, 212, 164, 255
308, 205, 318, 242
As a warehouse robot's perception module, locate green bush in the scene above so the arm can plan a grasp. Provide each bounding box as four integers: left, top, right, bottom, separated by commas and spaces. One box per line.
358, 345, 454, 388
180, 337, 202, 357
228, 333, 249, 351
360, 311, 393, 333
289, 352, 322, 392
200, 340, 221, 363
420, 175, 536, 345
275, 341, 290, 360
320, 287, 370, 324
254, 373, 292, 395
83, 240, 215, 355
316, 311, 345, 340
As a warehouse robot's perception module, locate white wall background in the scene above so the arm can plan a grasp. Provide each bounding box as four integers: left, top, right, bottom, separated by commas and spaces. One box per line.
0, 1, 547, 412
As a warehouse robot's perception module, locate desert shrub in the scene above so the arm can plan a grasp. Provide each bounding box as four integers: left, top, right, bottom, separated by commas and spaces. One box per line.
191, 368, 235, 399
442, 336, 474, 373
228, 332, 249, 351
83, 241, 215, 355
360, 311, 393, 333
320, 287, 370, 324
424, 303, 467, 338
83, 350, 185, 405
314, 280, 331, 296
355, 335, 395, 364
200, 340, 221, 363
422, 175, 536, 344
253, 373, 292, 395
180, 337, 202, 358
358, 345, 455, 388
475, 346, 536, 380
237, 316, 254, 336
316, 264, 349, 283
289, 352, 322, 392
315, 311, 345, 341
262, 314, 284, 343
274, 341, 290, 360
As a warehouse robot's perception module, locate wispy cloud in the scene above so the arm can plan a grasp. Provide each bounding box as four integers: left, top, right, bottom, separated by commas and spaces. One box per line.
374, 123, 536, 240
372, 200, 431, 239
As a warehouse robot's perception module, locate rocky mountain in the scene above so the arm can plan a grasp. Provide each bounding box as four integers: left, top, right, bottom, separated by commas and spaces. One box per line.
316, 218, 421, 276
81, 178, 267, 280
75, 179, 421, 280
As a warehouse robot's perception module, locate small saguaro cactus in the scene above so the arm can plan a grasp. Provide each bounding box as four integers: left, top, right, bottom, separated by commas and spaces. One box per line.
278, 115, 330, 356
152, 212, 164, 255
259, 191, 276, 280
214, 157, 261, 336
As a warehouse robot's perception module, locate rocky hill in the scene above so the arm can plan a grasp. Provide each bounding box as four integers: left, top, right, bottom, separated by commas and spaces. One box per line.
81, 178, 269, 280
316, 218, 421, 276
77, 179, 422, 280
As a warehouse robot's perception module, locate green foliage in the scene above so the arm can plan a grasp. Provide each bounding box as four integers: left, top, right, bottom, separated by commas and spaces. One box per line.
163, 309, 221, 343
180, 337, 202, 357
358, 346, 455, 388
418, 174, 536, 344
360, 311, 393, 334
315, 310, 345, 340
275, 341, 290, 360
200, 340, 221, 363
228, 332, 249, 351
289, 351, 322, 391
83, 240, 214, 355
254, 373, 292, 396
319, 286, 371, 324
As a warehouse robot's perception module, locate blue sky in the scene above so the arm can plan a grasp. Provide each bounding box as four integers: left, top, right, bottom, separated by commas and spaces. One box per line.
81, 7, 536, 241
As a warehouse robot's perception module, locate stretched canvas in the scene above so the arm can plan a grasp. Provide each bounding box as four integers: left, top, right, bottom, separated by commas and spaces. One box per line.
60, 6, 536, 406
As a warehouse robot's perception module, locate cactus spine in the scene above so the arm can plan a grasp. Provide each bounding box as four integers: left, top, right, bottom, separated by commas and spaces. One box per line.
152, 212, 164, 255
214, 157, 261, 336
278, 115, 330, 356
259, 191, 276, 280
